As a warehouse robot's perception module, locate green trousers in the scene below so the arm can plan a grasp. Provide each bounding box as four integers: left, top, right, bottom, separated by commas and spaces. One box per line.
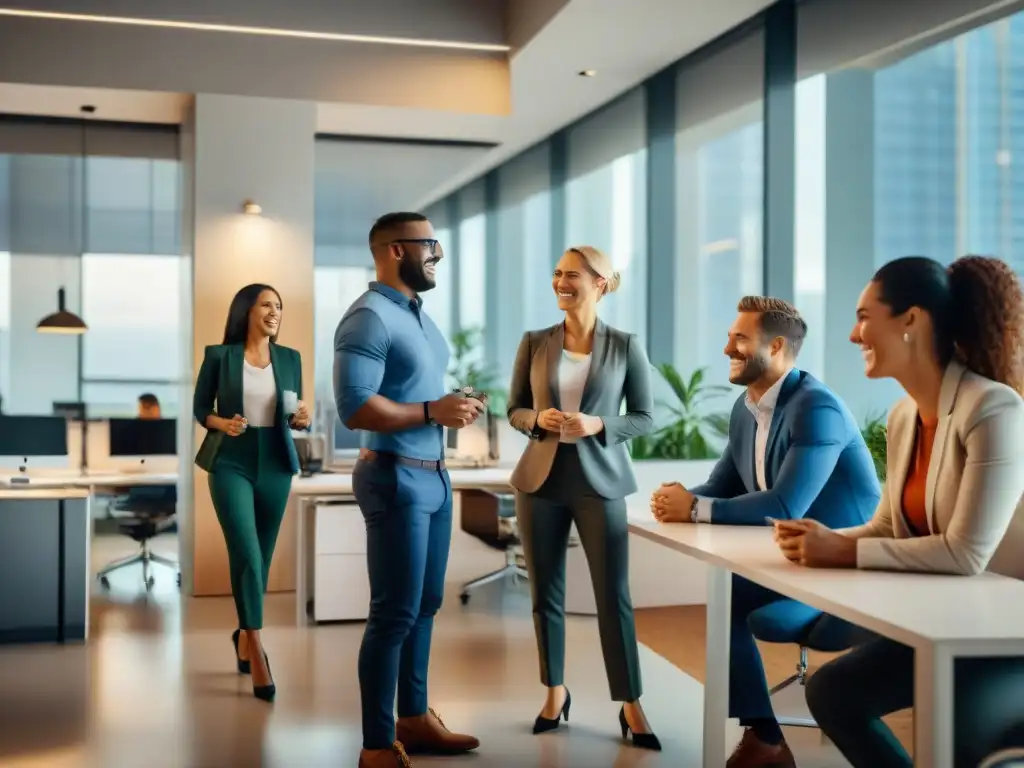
515, 444, 643, 702
208, 427, 293, 630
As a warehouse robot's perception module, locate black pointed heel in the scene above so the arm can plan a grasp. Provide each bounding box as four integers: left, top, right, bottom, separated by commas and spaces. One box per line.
619, 706, 662, 751
253, 653, 276, 702
532, 688, 571, 734
231, 629, 251, 675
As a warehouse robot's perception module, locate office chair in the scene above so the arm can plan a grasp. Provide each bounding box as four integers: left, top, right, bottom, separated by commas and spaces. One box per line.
97, 484, 178, 591
753, 613, 872, 727
981, 749, 1024, 768
458, 490, 529, 604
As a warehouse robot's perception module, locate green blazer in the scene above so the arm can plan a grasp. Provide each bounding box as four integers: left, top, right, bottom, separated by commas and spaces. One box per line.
192, 343, 304, 475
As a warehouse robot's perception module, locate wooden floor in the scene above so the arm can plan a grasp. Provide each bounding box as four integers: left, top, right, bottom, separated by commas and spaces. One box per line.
0, 533, 912, 766
634, 605, 915, 756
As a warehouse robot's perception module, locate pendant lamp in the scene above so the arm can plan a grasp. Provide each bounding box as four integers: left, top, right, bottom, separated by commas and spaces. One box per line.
37, 105, 92, 335
37, 287, 87, 334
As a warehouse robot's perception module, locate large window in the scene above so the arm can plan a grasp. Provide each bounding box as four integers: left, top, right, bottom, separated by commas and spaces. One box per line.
0, 250, 9, 411
313, 265, 373, 408
674, 30, 765, 398
457, 211, 487, 332
566, 90, 648, 341
421, 224, 453, 342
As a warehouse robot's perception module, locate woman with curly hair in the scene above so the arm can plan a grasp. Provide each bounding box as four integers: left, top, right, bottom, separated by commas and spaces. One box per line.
771, 255, 1024, 768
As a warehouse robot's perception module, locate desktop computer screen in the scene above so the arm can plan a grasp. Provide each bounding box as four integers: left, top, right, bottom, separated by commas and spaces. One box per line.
0, 415, 70, 469
108, 418, 177, 457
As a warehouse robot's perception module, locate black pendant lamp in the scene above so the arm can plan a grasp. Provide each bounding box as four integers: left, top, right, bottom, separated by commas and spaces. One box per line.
38, 105, 92, 335
37, 287, 87, 334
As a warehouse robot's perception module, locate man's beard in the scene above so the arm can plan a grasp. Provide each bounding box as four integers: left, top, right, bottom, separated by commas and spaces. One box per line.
399, 257, 436, 293
728, 352, 770, 386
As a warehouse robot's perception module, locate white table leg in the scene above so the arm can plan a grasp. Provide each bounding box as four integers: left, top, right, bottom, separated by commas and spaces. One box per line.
914, 641, 954, 768
295, 498, 309, 626
704, 565, 731, 768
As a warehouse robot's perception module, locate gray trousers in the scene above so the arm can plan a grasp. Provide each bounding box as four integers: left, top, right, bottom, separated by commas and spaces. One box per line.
515, 444, 643, 702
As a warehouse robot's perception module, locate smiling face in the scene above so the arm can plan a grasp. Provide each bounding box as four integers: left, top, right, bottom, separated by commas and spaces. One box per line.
248, 289, 282, 340
723, 311, 776, 385
552, 249, 606, 312
850, 280, 916, 379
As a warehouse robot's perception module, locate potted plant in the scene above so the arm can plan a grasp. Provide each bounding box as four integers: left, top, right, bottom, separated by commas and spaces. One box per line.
861, 413, 888, 481
446, 326, 506, 413
629, 364, 731, 460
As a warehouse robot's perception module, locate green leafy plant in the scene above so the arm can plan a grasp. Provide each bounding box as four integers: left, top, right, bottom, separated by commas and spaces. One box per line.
629, 364, 732, 460
447, 326, 506, 414
861, 412, 888, 481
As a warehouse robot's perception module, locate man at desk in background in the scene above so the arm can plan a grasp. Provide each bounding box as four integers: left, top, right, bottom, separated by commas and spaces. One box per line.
137, 393, 161, 420
650, 297, 880, 768
334, 212, 485, 768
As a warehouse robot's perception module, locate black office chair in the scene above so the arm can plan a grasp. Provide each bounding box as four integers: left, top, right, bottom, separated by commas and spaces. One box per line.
458, 490, 529, 604
754, 613, 872, 727
97, 484, 178, 591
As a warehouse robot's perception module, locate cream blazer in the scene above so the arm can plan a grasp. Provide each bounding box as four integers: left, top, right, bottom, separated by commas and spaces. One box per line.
841, 362, 1024, 579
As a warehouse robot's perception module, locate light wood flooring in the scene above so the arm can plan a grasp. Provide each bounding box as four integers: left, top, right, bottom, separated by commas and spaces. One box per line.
0, 533, 912, 766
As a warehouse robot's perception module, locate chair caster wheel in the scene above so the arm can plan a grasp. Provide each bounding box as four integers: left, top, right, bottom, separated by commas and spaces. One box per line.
146, 576, 155, 590
99, 576, 110, 589
459, 592, 470, 605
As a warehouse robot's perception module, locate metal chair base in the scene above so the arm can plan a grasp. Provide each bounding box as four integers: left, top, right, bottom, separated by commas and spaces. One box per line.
460, 547, 528, 605
769, 646, 818, 728
98, 540, 178, 591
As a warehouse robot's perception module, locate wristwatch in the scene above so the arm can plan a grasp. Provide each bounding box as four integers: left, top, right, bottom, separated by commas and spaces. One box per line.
423, 402, 436, 426
689, 496, 700, 524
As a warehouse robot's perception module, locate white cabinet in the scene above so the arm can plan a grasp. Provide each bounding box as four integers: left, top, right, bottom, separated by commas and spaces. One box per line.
312, 501, 371, 622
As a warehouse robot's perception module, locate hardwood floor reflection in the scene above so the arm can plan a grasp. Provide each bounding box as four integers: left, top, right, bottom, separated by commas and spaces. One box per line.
0, 533, 863, 766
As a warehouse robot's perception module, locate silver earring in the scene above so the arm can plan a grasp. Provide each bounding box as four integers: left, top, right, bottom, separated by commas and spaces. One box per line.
903, 332, 911, 343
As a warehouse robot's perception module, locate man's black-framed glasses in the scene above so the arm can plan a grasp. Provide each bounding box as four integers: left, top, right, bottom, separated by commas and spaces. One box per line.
391, 238, 443, 258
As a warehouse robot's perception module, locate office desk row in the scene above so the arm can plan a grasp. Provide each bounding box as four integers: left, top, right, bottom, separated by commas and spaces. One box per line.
0, 488, 91, 644
627, 508, 1024, 768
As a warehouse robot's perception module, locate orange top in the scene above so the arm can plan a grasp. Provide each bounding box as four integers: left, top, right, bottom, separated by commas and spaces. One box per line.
901, 418, 938, 537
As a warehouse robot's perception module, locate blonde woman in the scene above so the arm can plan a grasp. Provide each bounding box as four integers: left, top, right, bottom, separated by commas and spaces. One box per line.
507, 246, 660, 750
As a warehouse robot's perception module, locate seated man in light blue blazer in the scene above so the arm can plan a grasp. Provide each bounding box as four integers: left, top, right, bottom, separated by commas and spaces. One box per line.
651, 296, 880, 768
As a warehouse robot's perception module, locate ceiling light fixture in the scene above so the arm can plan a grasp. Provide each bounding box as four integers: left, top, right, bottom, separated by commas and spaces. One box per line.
242, 199, 262, 216
0, 8, 511, 52
578, 69, 597, 77
37, 288, 88, 335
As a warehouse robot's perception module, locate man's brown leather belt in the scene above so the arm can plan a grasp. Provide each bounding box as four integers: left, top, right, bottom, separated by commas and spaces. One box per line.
359, 448, 446, 472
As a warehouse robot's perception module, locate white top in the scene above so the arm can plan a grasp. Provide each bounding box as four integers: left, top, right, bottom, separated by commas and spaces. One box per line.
243, 361, 278, 427
558, 350, 592, 444
695, 368, 793, 522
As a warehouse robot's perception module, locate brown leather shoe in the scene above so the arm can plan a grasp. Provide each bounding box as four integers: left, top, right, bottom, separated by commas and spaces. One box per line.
726, 728, 797, 768
357, 741, 412, 768
395, 708, 480, 755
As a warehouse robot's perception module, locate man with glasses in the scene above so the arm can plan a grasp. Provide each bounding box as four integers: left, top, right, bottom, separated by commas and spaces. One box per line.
334, 211, 485, 768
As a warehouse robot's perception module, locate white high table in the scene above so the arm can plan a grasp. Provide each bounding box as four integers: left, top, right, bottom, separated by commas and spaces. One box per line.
627, 509, 1024, 768
290, 468, 514, 625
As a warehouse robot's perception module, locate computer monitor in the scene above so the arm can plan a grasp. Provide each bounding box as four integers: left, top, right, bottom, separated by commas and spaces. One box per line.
53, 401, 87, 420
108, 418, 177, 463
0, 415, 70, 470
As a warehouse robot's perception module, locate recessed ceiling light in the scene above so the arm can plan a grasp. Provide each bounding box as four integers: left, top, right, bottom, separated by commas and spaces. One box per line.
0, 8, 511, 52
578, 69, 597, 77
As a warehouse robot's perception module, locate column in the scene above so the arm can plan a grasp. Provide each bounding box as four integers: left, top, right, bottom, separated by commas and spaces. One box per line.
179, 94, 316, 597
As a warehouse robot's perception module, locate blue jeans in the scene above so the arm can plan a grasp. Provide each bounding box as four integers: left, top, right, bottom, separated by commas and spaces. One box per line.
730, 575, 822, 722
353, 458, 452, 750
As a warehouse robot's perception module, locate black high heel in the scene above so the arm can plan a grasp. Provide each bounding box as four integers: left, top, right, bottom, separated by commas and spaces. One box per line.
253, 652, 276, 702
532, 688, 571, 734
619, 706, 662, 751
231, 629, 250, 675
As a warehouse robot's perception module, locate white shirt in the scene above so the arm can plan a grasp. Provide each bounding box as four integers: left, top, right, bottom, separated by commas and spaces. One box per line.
695, 368, 793, 523
242, 361, 278, 427
557, 350, 591, 444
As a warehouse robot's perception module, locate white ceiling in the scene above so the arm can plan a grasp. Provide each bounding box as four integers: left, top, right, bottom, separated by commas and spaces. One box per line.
0, 0, 773, 213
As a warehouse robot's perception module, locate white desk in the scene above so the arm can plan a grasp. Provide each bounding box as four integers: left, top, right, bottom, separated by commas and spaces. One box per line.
627, 509, 1024, 768
290, 467, 515, 626
0, 471, 178, 490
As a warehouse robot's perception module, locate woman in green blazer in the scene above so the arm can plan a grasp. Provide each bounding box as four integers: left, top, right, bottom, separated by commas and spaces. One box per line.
193, 283, 310, 702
